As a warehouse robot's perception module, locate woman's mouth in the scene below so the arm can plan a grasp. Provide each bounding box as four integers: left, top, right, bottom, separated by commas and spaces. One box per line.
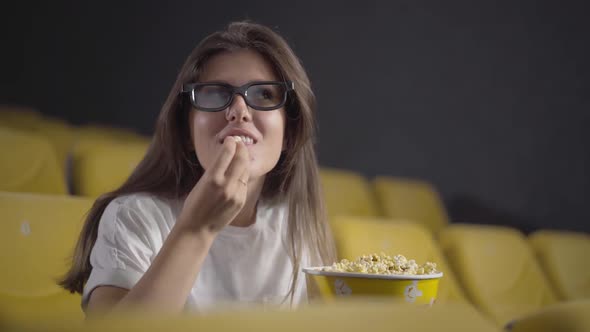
219, 135, 256, 145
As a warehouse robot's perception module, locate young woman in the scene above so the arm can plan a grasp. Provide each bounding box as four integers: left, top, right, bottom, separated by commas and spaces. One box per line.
60, 21, 335, 314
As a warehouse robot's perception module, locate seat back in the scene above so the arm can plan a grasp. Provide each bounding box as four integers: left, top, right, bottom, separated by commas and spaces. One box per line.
373, 176, 449, 233
529, 230, 590, 301
1, 299, 500, 332
0, 191, 93, 320
0, 127, 67, 194
330, 216, 468, 304
439, 224, 558, 325
319, 168, 380, 219
70, 140, 149, 197
508, 299, 590, 332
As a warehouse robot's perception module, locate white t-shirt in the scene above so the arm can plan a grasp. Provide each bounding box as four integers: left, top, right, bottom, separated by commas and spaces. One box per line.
82, 193, 310, 312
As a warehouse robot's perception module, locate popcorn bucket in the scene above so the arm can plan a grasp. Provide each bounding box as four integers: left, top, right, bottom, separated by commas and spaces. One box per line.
303, 267, 443, 306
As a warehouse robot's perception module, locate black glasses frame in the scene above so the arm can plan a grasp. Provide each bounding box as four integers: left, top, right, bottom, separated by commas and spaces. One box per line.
181, 81, 295, 112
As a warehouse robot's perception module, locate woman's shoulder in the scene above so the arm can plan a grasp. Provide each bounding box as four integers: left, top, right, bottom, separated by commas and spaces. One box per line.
102, 193, 181, 229
109, 193, 177, 212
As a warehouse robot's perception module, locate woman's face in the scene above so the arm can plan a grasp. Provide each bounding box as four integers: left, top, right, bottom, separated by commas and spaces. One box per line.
189, 49, 287, 181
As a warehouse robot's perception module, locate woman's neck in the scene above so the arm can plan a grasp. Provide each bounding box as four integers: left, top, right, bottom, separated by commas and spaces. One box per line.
229, 176, 265, 227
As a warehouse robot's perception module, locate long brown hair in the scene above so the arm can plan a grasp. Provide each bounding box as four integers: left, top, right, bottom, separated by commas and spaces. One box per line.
59, 21, 336, 304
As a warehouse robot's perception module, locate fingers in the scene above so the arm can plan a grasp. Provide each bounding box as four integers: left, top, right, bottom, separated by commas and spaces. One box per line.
210, 136, 237, 179
238, 163, 249, 185
225, 138, 250, 184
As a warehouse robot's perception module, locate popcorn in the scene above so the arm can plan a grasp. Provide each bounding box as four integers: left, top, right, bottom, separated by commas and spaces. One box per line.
322, 252, 438, 276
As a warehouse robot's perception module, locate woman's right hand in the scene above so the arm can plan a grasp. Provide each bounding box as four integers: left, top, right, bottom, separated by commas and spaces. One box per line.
89, 138, 249, 313
177, 136, 250, 234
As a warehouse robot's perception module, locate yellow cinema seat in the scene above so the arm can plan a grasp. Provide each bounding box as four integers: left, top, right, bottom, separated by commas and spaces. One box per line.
34, 117, 76, 173
439, 224, 558, 326
74, 124, 149, 144
529, 230, 590, 300
2, 299, 500, 332
330, 216, 468, 304
507, 299, 590, 332
1, 108, 75, 174
319, 168, 380, 219
0, 106, 44, 130
0, 127, 67, 194
373, 176, 449, 234
0, 191, 93, 321
70, 140, 149, 197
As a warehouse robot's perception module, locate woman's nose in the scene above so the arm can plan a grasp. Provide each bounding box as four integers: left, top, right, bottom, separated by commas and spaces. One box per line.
225, 94, 252, 122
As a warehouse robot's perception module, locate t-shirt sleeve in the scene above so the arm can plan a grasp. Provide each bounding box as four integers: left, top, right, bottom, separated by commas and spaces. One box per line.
81, 196, 164, 309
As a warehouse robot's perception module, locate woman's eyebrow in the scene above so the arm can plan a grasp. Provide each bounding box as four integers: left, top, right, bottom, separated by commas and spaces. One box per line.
198, 79, 279, 85
197, 80, 230, 84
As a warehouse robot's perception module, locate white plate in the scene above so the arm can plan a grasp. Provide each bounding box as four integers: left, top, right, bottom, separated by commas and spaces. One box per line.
302, 267, 443, 280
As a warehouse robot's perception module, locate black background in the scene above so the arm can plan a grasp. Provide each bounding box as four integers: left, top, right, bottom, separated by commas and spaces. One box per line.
2, 1, 589, 233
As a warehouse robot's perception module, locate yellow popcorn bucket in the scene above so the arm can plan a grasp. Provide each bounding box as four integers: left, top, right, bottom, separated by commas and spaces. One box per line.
303, 267, 443, 306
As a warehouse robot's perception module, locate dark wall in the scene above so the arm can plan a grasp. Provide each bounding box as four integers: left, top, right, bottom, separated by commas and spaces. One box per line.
3, 1, 589, 233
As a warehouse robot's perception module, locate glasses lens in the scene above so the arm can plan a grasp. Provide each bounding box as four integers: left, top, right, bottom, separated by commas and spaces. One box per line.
194, 85, 231, 109
246, 84, 286, 109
